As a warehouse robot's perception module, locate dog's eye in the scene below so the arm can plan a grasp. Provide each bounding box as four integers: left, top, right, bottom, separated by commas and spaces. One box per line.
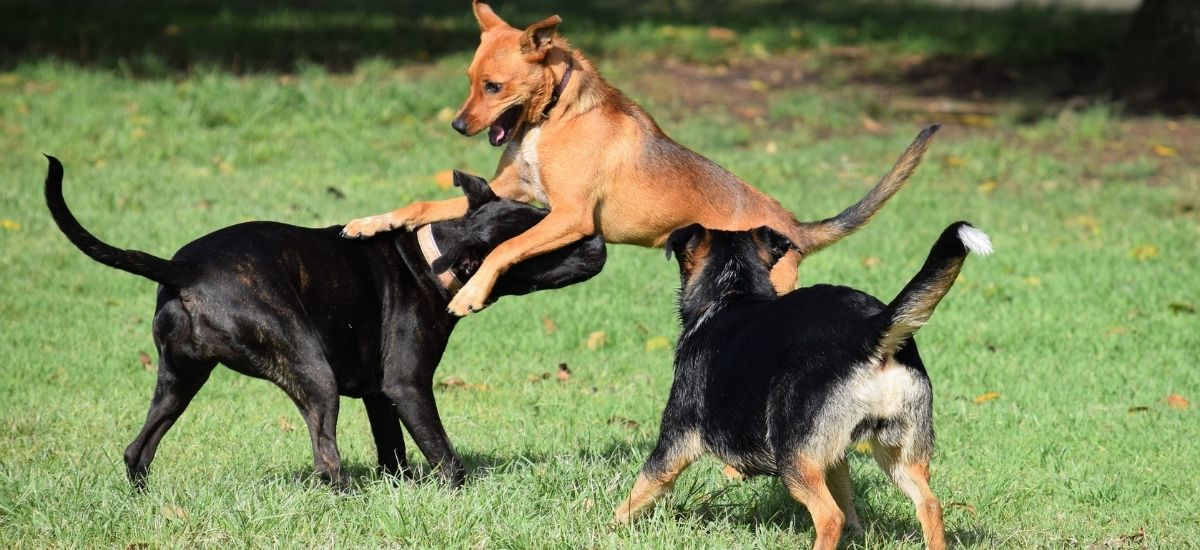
484, 82, 501, 94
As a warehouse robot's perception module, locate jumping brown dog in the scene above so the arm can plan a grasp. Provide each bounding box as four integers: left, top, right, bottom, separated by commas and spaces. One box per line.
342, 1, 939, 316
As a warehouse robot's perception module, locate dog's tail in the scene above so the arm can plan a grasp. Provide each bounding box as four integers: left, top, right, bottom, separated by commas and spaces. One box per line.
44, 155, 198, 288
873, 221, 991, 358
791, 125, 939, 255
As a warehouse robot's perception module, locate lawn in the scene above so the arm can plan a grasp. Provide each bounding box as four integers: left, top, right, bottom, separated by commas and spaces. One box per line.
1, 1, 1197, 547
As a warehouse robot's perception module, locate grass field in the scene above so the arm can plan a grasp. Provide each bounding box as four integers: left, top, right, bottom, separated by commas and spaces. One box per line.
1, 1, 1198, 547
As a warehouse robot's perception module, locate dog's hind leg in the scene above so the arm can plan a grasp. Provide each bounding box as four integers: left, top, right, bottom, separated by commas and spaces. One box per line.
782, 453, 845, 550
612, 430, 703, 524
871, 441, 946, 550
363, 394, 409, 480
283, 358, 348, 490
123, 349, 215, 490
826, 459, 863, 536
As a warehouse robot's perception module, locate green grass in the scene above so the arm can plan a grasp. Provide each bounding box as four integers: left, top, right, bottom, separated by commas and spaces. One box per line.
2, 1, 1199, 548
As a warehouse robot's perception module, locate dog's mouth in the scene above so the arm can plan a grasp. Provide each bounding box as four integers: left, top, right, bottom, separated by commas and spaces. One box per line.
488, 105, 523, 146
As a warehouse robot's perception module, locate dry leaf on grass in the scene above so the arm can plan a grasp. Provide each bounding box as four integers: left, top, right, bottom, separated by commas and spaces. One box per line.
137, 351, 156, 372
1130, 245, 1159, 262
541, 315, 557, 335
434, 170, 456, 190
1168, 301, 1195, 314
942, 155, 965, 168
644, 336, 671, 352
705, 27, 737, 41
853, 441, 873, 454
436, 106, 455, 123
1166, 394, 1189, 410
437, 376, 468, 389
0, 219, 20, 231
161, 503, 188, 520
974, 391, 1001, 404
586, 331, 607, 350
978, 180, 998, 194
608, 416, 639, 430
861, 256, 881, 268
859, 115, 888, 134
557, 363, 571, 382
948, 502, 977, 515
1152, 144, 1176, 157
278, 416, 296, 432
1128, 406, 1150, 414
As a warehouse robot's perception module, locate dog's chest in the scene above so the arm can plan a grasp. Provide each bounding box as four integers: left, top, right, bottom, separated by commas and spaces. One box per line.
510, 127, 550, 206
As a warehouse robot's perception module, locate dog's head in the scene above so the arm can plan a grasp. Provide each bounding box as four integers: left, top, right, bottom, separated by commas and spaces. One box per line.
429, 170, 605, 299
665, 224, 797, 309
450, 0, 565, 146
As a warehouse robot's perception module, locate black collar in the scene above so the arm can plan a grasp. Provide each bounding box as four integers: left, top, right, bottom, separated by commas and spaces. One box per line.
541, 60, 573, 118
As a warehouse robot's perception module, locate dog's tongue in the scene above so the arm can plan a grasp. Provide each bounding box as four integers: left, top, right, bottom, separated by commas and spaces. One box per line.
488, 122, 506, 146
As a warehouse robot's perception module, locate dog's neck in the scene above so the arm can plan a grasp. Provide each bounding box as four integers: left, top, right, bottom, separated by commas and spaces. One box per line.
678, 256, 776, 336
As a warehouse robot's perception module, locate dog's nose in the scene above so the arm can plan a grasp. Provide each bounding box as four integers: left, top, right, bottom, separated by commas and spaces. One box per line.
451, 117, 468, 135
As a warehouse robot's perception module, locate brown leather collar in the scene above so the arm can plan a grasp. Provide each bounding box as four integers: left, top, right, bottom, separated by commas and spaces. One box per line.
416, 224, 462, 293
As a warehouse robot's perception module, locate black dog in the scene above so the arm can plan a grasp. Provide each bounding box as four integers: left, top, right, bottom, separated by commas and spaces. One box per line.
613, 222, 991, 550
44, 156, 605, 489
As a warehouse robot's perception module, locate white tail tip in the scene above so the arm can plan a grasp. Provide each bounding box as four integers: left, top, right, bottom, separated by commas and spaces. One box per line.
957, 225, 993, 256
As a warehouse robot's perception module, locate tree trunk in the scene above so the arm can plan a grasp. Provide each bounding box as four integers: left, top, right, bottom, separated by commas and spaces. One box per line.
1107, 0, 1200, 107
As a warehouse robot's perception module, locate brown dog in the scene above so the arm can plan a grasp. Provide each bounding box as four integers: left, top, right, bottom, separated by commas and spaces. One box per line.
342, 1, 938, 316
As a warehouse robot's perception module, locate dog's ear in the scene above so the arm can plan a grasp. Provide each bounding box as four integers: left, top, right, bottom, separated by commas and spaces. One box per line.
432, 243, 482, 277
520, 15, 561, 60
454, 170, 499, 210
665, 223, 707, 260
473, 0, 507, 32
752, 226, 800, 266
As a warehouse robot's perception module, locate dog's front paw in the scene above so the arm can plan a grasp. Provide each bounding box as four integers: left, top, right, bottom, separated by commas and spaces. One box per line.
611, 505, 635, 526
447, 277, 492, 316
341, 214, 398, 239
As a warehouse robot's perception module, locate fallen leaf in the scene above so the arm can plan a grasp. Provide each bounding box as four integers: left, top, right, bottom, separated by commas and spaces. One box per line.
586, 331, 607, 350
1152, 144, 1176, 157
978, 179, 998, 194
1168, 301, 1195, 314
278, 416, 296, 432
973, 391, 1001, 404
1130, 244, 1159, 261
126, 543, 150, 550
1106, 326, 1129, 336
527, 372, 550, 382
861, 256, 881, 268
161, 503, 188, 520
434, 170, 455, 190
1065, 214, 1101, 235
195, 199, 213, 211
948, 502, 977, 515
721, 464, 746, 480
1023, 276, 1041, 287
557, 363, 571, 382
472, 383, 490, 391
942, 155, 965, 168
859, 115, 887, 135
747, 79, 768, 92
541, 315, 557, 335
764, 141, 778, 154
131, 128, 146, 139
436, 106, 455, 123
645, 336, 671, 352
1128, 406, 1150, 414
958, 113, 994, 128
853, 441, 873, 454
705, 27, 737, 41
739, 106, 765, 119
1166, 394, 1189, 410
608, 416, 639, 430
1, 219, 21, 231
137, 351, 156, 372
437, 376, 468, 389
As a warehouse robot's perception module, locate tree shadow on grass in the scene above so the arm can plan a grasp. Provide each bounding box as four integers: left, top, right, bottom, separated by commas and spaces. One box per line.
1, 0, 1136, 106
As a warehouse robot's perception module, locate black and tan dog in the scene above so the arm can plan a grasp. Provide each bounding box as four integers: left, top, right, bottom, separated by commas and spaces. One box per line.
44, 156, 605, 489
613, 222, 992, 550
